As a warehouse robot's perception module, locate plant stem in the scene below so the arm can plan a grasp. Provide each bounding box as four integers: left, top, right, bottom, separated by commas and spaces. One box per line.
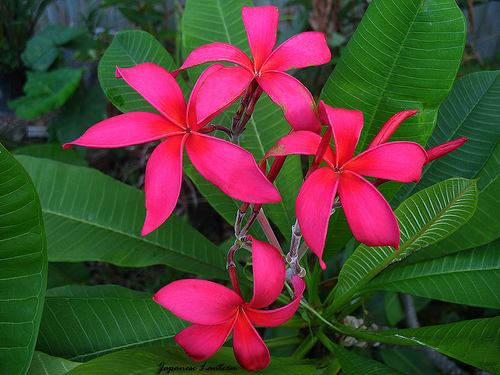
264, 334, 303, 350
292, 333, 318, 359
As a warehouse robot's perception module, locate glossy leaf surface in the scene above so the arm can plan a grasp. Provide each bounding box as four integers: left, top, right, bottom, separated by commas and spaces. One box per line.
0, 144, 47, 375
17, 156, 227, 279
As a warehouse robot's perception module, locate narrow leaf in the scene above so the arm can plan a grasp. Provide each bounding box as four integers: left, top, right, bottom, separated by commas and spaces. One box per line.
330, 178, 478, 313
362, 240, 500, 308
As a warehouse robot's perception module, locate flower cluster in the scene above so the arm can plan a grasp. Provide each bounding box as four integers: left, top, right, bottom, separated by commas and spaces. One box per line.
64, 5, 467, 371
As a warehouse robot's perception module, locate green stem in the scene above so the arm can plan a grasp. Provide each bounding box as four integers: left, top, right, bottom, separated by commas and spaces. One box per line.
264, 334, 302, 350
315, 327, 337, 354
292, 333, 318, 359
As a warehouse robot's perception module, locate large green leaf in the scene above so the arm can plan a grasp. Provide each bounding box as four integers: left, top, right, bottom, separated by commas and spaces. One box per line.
27, 351, 81, 375
328, 178, 477, 314
366, 317, 500, 373
362, 240, 500, 308
331, 344, 404, 375
181, 0, 303, 240
0, 144, 47, 375
182, 0, 252, 78
320, 0, 466, 258
98, 29, 185, 113
395, 71, 500, 261
64, 346, 317, 374
8, 68, 83, 119
36, 285, 188, 361
17, 156, 228, 279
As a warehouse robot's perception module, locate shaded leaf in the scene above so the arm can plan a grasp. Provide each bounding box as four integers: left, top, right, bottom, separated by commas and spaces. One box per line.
330, 178, 477, 314
363, 240, 500, 309
369, 317, 500, 373
65, 346, 316, 374
17, 155, 228, 280
8, 68, 83, 119
36, 285, 188, 362
331, 344, 404, 375
13, 143, 88, 167
0, 144, 47, 375
27, 351, 81, 375
48, 84, 107, 145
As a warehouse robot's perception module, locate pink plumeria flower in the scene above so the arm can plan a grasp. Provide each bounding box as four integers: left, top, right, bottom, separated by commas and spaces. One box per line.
64, 63, 280, 235
172, 5, 331, 133
266, 101, 428, 269
154, 236, 305, 371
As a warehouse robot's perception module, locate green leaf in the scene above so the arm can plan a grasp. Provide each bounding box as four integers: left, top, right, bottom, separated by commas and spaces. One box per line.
320, 0, 466, 257
331, 344, 404, 375
27, 351, 81, 375
378, 348, 443, 375
64, 346, 317, 374
0, 144, 48, 375
13, 144, 88, 167
98, 29, 184, 113
36, 285, 188, 361
47, 262, 90, 289
21, 25, 85, 71
48, 84, 107, 145
8, 68, 83, 119
370, 317, 500, 373
395, 71, 500, 261
17, 156, 228, 279
329, 178, 478, 314
362, 240, 500, 308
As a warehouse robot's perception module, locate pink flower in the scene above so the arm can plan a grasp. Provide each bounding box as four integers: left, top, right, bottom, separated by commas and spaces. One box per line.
172, 5, 331, 133
266, 101, 428, 269
154, 237, 305, 371
63, 63, 280, 235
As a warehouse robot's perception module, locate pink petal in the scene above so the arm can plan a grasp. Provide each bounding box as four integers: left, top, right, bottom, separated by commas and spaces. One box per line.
338, 171, 400, 248
257, 71, 321, 133
232, 310, 270, 370
319, 101, 364, 166
296, 167, 339, 269
367, 109, 418, 149
192, 66, 253, 130
174, 320, 236, 361
245, 275, 305, 326
185, 133, 280, 203
172, 43, 254, 77
115, 63, 186, 126
242, 5, 278, 72
246, 237, 285, 309
262, 32, 331, 72
425, 137, 467, 164
153, 279, 243, 324
344, 141, 427, 183
62, 112, 184, 149
141, 135, 186, 235
264, 131, 335, 167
